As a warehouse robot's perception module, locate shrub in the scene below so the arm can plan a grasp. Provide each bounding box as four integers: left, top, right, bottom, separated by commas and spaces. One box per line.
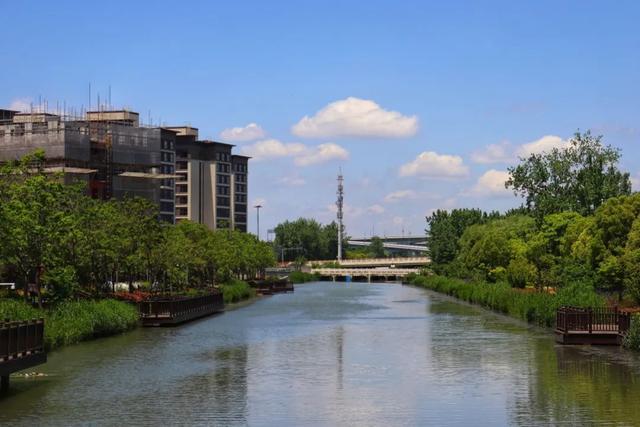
0, 298, 138, 350
406, 274, 604, 328
221, 279, 256, 304
507, 257, 536, 288
289, 271, 319, 284
42, 266, 79, 303
623, 315, 640, 350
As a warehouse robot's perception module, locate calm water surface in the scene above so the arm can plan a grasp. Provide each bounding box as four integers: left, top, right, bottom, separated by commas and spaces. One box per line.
2, 282, 640, 426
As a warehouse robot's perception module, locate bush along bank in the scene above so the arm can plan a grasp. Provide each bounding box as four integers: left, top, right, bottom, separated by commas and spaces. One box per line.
221, 280, 256, 304
405, 273, 604, 328
0, 298, 138, 351
289, 271, 320, 284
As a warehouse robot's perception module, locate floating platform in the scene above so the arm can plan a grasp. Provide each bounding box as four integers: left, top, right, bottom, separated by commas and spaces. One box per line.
0, 318, 47, 392
555, 306, 630, 345
139, 293, 224, 327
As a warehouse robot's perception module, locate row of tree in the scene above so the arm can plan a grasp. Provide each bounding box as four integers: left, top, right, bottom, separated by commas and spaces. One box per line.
273, 218, 341, 261
427, 131, 640, 302
0, 151, 275, 304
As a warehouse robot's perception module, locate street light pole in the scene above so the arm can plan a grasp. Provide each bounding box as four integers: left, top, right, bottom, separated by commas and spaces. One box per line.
254, 204, 262, 240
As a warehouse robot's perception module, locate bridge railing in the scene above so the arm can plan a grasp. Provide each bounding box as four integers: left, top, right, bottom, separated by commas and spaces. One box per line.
307, 257, 429, 267
311, 268, 419, 277
0, 318, 45, 362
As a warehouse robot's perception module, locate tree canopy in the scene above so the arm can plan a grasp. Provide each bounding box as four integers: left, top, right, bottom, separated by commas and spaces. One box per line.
506, 131, 631, 220
273, 218, 344, 261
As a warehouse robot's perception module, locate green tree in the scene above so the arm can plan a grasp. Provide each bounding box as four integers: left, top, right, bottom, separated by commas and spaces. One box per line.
506, 131, 631, 220
369, 236, 386, 258
274, 218, 344, 261
426, 208, 492, 268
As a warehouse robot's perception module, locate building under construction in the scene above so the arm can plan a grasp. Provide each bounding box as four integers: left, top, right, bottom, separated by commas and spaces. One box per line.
0, 107, 248, 230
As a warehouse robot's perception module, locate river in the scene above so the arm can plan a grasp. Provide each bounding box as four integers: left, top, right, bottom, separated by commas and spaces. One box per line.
2, 282, 640, 426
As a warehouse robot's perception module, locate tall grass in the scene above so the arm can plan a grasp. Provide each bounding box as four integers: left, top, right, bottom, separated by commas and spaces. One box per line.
0, 298, 138, 350
406, 274, 605, 328
289, 271, 319, 284
221, 279, 256, 304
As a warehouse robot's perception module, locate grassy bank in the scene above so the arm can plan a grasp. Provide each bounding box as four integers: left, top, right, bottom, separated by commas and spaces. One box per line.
405, 274, 604, 328
289, 271, 319, 284
221, 280, 256, 304
0, 299, 138, 351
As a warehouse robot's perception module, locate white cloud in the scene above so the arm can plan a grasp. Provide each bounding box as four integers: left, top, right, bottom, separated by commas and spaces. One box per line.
242, 139, 348, 167
468, 169, 512, 197
393, 216, 406, 226
399, 151, 469, 179
291, 97, 418, 139
8, 98, 32, 112
367, 204, 385, 214
240, 139, 306, 161
517, 135, 568, 157
471, 141, 513, 164
293, 143, 349, 166
425, 198, 458, 217
384, 189, 418, 203
219, 123, 266, 142
278, 176, 306, 186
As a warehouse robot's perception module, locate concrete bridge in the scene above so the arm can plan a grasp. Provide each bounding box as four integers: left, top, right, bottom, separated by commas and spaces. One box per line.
308, 256, 429, 268
311, 267, 419, 282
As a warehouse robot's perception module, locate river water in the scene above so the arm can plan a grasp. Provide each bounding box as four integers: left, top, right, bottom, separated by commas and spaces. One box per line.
2, 282, 640, 426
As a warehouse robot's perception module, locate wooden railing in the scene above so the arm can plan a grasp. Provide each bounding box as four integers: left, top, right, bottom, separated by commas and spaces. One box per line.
556, 306, 631, 334
0, 318, 45, 362
138, 293, 224, 321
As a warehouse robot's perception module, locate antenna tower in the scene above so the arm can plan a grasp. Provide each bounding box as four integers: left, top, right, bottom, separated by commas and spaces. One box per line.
336, 169, 344, 261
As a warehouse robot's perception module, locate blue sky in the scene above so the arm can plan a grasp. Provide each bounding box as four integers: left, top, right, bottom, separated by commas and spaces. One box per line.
2, 1, 639, 237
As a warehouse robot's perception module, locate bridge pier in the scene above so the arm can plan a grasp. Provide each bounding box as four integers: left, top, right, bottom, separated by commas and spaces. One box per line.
1, 375, 9, 393
367, 275, 371, 283
332, 276, 336, 282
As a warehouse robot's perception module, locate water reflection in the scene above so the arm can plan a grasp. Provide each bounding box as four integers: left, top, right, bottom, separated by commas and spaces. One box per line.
2, 283, 640, 426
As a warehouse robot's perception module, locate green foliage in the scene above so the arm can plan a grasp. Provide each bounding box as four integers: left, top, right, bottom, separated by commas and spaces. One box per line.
406, 274, 604, 327
221, 279, 256, 304
456, 215, 536, 281
623, 315, 640, 351
507, 258, 536, 288
426, 208, 493, 268
0, 298, 40, 321
0, 152, 277, 299
506, 131, 631, 220
42, 266, 79, 303
369, 236, 386, 258
273, 218, 344, 261
0, 299, 138, 350
289, 271, 320, 283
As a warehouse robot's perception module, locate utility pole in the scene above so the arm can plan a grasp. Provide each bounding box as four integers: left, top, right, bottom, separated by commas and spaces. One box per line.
336, 169, 344, 261
254, 204, 262, 240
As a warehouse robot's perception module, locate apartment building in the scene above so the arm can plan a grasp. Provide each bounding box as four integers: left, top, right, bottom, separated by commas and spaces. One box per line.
169, 127, 248, 231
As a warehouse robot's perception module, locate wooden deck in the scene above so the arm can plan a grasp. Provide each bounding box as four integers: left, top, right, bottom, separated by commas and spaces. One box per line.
138, 293, 225, 326
248, 278, 294, 295
0, 318, 47, 392
555, 307, 630, 345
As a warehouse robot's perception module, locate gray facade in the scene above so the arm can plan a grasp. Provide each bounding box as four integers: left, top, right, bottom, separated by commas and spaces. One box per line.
0, 110, 175, 223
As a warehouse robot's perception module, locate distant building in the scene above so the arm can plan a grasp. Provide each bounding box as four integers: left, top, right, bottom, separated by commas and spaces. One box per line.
0, 107, 250, 230
171, 126, 249, 231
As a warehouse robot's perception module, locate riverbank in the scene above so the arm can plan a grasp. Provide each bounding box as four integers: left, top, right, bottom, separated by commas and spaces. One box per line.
404, 274, 605, 328
289, 271, 320, 283
0, 299, 138, 351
